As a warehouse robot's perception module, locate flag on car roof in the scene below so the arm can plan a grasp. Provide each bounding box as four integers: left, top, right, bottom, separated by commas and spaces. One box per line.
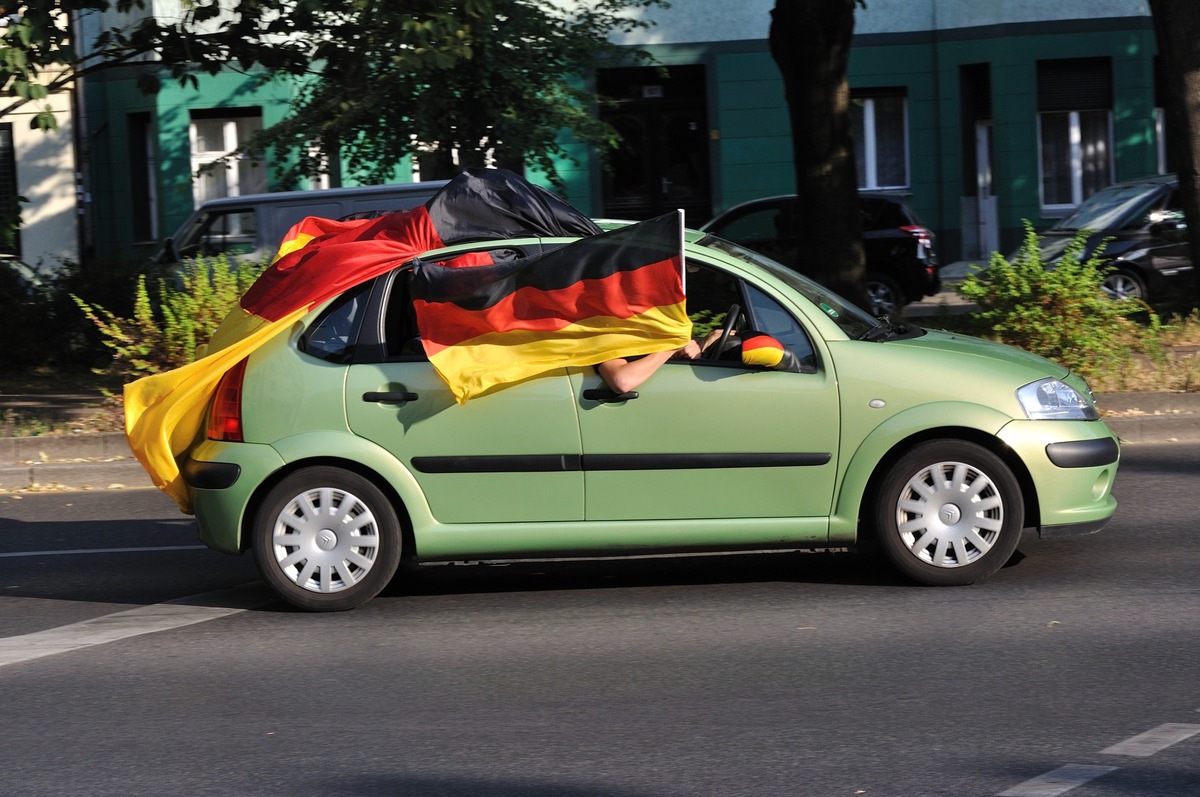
123, 169, 602, 513
411, 211, 692, 403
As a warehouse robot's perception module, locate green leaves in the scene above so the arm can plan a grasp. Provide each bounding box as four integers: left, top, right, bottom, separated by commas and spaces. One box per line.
75, 255, 266, 380
1, 0, 667, 188
957, 221, 1150, 379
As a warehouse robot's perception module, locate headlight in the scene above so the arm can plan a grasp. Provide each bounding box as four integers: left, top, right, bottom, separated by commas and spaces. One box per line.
1016, 378, 1099, 420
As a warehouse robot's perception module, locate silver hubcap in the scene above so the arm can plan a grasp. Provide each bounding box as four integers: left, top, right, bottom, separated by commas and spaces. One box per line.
1103, 274, 1142, 300
894, 460, 1004, 568
867, 282, 897, 316
271, 486, 380, 593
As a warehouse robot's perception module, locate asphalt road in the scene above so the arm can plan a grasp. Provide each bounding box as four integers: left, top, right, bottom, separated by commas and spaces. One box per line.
0, 442, 1197, 797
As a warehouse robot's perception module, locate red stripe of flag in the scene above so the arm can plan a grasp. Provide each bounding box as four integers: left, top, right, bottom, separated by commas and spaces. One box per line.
242, 206, 443, 322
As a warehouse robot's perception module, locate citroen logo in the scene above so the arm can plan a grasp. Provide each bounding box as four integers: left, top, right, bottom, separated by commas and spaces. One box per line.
939, 504, 962, 525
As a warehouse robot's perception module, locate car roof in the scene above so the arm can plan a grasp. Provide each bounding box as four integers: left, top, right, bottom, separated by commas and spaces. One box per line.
191, 180, 451, 210
700, 192, 912, 230
1097, 173, 1177, 191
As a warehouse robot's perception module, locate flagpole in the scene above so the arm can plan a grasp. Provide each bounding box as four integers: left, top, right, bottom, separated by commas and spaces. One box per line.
677, 207, 686, 295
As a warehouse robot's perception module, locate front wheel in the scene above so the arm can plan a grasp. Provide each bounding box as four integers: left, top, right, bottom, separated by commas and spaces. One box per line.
1101, 267, 1147, 301
873, 440, 1023, 586
252, 467, 403, 611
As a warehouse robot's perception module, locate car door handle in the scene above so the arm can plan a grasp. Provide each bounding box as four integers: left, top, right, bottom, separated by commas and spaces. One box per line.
582, 388, 639, 403
362, 391, 419, 404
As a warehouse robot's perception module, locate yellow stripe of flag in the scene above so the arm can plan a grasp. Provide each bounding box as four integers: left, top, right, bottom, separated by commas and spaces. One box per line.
427, 301, 691, 403
124, 306, 308, 512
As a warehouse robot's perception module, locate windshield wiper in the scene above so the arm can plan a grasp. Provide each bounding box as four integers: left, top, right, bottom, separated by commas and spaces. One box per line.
858, 316, 898, 342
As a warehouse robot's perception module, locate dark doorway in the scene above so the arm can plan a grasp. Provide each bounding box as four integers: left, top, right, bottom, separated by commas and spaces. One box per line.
598, 65, 711, 225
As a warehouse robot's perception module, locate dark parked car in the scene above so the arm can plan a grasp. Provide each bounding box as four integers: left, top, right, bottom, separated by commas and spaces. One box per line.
699, 193, 941, 316
1034, 174, 1193, 303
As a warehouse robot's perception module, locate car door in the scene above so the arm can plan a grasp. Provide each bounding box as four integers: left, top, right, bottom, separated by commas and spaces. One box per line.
572, 265, 840, 524
343, 270, 584, 524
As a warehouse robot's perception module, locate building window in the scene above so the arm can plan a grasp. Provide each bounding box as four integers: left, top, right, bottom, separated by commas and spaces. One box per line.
189, 109, 267, 206
1037, 58, 1113, 211
851, 90, 908, 190
129, 113, 157, 242
0, 123, 19, 257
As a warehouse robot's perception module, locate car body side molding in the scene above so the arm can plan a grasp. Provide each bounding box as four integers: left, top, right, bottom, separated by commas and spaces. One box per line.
411, 452, 831, 474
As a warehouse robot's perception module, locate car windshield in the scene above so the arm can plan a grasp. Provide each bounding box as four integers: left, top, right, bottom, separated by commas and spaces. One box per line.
1052, 183, 1163, 232
697, 234, 878, 339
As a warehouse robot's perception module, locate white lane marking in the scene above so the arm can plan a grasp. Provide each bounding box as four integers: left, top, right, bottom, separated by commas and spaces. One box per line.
1099, 723, 1200, 757
0, 583, 272, 668
0, 545, 207, 558
997, 764, 1118, 797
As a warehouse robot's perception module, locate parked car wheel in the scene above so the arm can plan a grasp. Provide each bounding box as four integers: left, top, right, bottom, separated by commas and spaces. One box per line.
252, 467, 403, 611
873, 440, 1023, 586
866, 272, 904, 317
1101, 267, 1147, 301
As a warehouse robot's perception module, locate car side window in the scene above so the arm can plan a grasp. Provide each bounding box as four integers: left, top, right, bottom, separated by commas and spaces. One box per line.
300, 280, 373, 363
684, 262, 816, 373
382, 271, 427, 360
178, 209, 257, 258
379, 246, 534, 361
713, 207, 776, 243
744, 283, 818, 372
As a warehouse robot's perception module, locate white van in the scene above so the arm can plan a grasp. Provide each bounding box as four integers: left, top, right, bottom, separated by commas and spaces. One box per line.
158, 181, 449, 264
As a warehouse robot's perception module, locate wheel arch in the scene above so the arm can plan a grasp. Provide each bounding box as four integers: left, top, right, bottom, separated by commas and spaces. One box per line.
239, 454, 420, 559
832, 420, 1039, 545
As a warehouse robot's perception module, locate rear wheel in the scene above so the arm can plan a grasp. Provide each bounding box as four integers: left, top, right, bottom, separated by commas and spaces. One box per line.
873, 440, 1023, 586
252, 467, 402, 611
866, 272, 904, 317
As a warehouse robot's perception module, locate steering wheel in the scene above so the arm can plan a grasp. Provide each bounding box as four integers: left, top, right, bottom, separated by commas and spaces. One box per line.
704, 303, 741, 360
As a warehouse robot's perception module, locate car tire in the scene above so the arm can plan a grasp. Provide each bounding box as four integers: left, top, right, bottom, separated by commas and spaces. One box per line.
873, 440, 1023, 586
252, 467, 403, 611
1101, 267, 1147, 301
866, 272, 905, 317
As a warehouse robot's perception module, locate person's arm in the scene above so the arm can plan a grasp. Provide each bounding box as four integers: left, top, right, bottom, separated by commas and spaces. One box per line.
597, 341, 702, 393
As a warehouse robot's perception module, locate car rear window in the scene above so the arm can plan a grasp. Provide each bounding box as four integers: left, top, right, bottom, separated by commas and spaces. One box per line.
860, 197, 913, 231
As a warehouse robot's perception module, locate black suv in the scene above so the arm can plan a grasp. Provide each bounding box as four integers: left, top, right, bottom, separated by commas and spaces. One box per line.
699, 193, 940, 316
1035, 174, 1193, 303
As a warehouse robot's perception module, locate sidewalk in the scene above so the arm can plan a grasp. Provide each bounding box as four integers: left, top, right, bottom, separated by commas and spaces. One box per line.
2, 386, 1198, 493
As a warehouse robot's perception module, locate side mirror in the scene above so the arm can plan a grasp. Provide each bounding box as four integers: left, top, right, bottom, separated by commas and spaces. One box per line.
738, 331, 800, 372
1150, 220, 1187, 240
157, 237, 179, 265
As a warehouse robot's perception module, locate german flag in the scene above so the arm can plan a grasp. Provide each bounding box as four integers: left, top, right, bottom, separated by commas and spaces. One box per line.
411, 212, 693, 403
124, 169, 601, 512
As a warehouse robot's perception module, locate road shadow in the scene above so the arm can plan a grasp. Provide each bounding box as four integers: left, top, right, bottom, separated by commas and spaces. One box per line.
382, 547, 918, 600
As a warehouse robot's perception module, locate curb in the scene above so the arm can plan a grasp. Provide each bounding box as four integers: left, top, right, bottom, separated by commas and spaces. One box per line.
2, 395, 1197, 492
0, 432, 153, 491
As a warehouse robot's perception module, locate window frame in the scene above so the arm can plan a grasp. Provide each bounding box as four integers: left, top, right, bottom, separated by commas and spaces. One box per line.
0, 122, 20, 258
188, 110, 267, 206
851, 91, 910, 191
1037, 109, 1115, 214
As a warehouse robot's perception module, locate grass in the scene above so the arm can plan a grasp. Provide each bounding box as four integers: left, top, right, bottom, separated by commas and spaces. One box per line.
921, 304, 1200, 394
1, 367, 125, 437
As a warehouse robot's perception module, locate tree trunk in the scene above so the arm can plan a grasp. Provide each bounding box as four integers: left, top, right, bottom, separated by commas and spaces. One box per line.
1148, 0, 1200, 306
769, 0, 868, 310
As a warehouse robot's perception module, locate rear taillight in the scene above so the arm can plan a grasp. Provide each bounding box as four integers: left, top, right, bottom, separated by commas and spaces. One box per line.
900, 224, 932, 246
900, 225, 933, 260
208, 358, 248, 442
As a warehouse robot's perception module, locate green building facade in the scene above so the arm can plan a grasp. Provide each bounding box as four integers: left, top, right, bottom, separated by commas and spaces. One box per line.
79, 2, 1163, 267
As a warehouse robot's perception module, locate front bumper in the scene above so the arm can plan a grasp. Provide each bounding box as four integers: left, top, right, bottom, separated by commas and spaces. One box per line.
998, 419, 1120, 537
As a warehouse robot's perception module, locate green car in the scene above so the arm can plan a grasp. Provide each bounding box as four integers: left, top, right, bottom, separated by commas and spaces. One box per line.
183, 231, 1119, 611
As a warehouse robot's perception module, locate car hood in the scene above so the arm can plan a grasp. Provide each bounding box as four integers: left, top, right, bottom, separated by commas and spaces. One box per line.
894, 328, 1071, 379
